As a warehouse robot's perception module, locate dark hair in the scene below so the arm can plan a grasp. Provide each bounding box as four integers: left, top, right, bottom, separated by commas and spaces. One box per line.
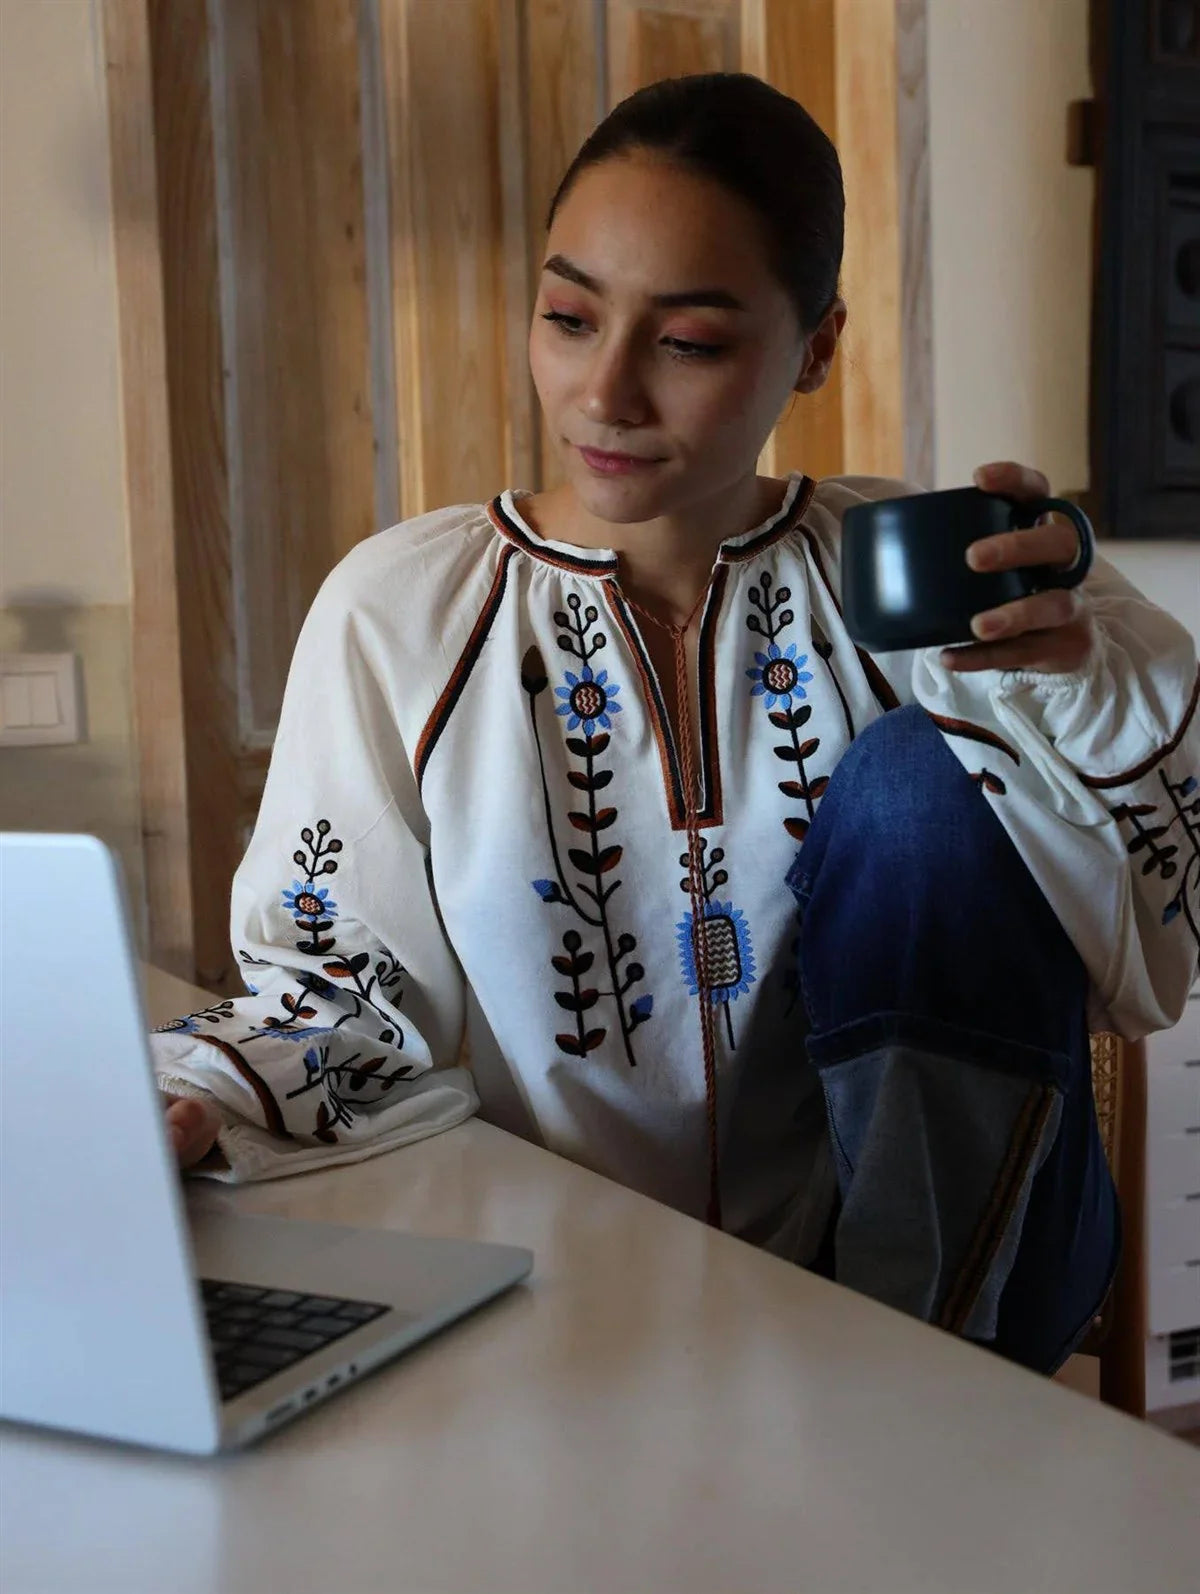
546, 73, 844, 332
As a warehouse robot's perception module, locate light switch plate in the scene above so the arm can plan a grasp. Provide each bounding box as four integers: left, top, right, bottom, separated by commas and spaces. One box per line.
0, 653, 82, 746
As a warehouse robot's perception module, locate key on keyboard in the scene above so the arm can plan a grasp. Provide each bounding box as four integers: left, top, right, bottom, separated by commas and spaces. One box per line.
199, 1279, 389, 1401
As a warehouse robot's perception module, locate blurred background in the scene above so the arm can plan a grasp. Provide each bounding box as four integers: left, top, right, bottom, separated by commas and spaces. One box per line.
1, 0, 1197, 989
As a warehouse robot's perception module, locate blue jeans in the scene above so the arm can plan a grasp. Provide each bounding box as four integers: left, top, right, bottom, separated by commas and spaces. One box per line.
787, 705, 1119, 1374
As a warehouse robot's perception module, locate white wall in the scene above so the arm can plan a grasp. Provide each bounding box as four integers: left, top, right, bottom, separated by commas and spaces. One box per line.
0, 0, 144, 915
0, 0, 130, 607
927, 0, 1094, 496
926, 0, 1199, 646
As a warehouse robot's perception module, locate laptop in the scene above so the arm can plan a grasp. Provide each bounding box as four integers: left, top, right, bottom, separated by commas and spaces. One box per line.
0, 832, 533, 1454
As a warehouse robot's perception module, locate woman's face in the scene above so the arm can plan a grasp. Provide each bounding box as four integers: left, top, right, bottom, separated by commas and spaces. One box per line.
529, 154, 821, 525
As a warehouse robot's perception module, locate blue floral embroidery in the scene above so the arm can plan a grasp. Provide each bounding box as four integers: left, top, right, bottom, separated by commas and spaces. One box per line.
746, 641, 812, 709
746, 572, 828, 845
676, 840, 756, 1047
676, 901, 756, 1003
522, 605, 653, 1068
248, 1024, 336, 1045
555, 665, 622, 735
154, 1014, 199, 1036
282, 880, 338, 923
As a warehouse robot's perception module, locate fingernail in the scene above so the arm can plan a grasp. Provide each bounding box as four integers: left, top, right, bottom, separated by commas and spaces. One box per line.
972, 612, 1006, 640
966, 545, 990, 571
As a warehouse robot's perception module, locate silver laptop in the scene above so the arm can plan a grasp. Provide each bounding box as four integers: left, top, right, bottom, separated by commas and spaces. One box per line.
0, 831, 532, 1454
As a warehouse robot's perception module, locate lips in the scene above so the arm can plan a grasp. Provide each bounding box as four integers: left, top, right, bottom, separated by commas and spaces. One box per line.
577, 444, 664, 474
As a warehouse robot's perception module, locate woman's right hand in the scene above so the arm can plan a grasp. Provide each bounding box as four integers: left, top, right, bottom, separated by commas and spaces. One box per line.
163, 1092, 223, 1169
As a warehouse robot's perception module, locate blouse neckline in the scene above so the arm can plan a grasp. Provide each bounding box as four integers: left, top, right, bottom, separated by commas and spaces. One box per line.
487, 471, 814, 577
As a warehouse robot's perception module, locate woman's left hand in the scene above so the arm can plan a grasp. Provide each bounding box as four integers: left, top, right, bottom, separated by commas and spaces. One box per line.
940, 461, 1096, 675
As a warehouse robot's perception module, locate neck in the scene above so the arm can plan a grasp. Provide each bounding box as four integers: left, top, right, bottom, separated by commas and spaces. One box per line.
529, 471, 789, 629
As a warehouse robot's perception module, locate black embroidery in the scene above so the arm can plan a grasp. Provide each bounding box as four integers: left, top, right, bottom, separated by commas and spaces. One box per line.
746, 571, 828, 844
1112, 768, 1200, 946
968, 769, 1008, 796
153, 999, 235, 1036
523, 618, 653, 1068
238, 821, 414, 1143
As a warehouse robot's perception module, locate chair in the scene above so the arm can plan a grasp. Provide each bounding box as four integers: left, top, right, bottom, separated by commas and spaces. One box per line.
1079, 1032, 1148, 1416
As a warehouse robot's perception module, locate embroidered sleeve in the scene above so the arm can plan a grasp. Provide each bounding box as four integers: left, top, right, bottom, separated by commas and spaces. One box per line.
150, 558, 477, 1182
911, 554, 1200, 1037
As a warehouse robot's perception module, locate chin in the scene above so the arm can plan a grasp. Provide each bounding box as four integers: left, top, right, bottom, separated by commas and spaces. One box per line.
568, 460, 681, 525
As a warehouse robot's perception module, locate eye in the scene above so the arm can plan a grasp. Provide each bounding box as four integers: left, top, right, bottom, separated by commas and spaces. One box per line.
541, 311, 724, 361
662, 337, 724, 361
541, 310, 589, 336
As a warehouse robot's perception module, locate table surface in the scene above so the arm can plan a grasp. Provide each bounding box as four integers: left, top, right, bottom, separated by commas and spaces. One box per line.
3, 967, 1198, 1594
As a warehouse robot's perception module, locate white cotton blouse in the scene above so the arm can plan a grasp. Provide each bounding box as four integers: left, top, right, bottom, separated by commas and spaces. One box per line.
152, 472, 1200, 1258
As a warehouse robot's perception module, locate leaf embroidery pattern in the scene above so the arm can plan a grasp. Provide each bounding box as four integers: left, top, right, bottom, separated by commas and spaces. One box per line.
745, 570, 826, 844
929, 714, 1021, 797
522, 597, 653, 1066
238, 821, 414, 1142
153, 999, 235, 1037
1112, 770, 1200, 947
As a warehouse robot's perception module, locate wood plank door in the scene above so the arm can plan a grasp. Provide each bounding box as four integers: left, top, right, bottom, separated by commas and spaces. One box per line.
118, 0, 918, 989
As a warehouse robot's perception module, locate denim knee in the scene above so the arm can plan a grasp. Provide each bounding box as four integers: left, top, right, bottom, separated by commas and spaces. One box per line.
788, 705, 1015, 907
787, 703, 1089, 1052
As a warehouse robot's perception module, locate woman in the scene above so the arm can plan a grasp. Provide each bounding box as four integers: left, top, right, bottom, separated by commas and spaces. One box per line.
157, 74, 1199, 1372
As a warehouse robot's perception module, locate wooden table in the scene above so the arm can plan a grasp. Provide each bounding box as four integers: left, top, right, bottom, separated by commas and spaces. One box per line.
2, 968, 1198, 1594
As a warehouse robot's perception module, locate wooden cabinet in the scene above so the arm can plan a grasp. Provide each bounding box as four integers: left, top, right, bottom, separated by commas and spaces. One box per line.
1087, 0, 1200, 539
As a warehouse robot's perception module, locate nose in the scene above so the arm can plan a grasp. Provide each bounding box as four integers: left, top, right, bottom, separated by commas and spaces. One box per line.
580, 334, 650, 428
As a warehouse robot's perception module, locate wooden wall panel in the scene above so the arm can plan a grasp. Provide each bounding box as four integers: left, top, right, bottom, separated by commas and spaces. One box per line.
102, 0, 194, 977
745, 0, 905, 482
147, 0, 241, 990
896, 0, 935, 486
525, 0, 605, 489
609, 0, 739, 99
526, 0, 604, 240
834, 0, 904, 479
496, 0, 540, 492
379, 0, 512, 513
214, 0, 376, 740
745, 0, 845, 480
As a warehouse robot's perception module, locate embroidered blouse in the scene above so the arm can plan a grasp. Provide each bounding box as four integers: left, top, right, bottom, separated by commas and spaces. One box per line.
152, 472, 1200, 1257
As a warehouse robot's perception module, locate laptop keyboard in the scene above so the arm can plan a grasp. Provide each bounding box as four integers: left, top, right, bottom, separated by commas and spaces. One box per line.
200, 1279, 389, 1402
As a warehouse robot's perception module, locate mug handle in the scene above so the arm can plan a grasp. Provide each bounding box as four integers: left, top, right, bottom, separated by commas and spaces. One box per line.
1010, 496, 1095, 590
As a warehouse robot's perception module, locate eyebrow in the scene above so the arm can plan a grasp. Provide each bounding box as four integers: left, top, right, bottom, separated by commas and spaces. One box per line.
541, 253, 749, 312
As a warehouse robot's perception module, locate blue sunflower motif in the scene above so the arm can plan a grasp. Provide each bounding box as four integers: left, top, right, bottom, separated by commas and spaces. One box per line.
555, 665, 623, 736
676, 901, 757, 1003
745, 642, 813, 710
282, 880, 338, 923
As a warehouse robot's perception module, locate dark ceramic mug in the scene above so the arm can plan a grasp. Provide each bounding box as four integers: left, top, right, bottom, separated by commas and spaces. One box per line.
840, 486, 1095, 652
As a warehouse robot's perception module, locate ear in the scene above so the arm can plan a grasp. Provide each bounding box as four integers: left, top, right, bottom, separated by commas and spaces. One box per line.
793, 298, 847, 395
